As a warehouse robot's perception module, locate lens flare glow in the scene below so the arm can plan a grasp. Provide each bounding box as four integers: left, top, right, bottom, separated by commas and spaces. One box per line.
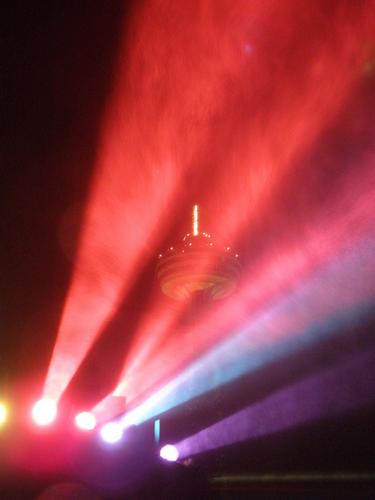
100, 422, 123, 444
75, 411, 96, 431
32, 398, 57, 426
160, 444, 179, 462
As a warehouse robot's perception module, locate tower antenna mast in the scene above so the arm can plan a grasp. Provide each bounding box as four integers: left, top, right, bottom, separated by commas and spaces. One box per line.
193, 204, 199, 236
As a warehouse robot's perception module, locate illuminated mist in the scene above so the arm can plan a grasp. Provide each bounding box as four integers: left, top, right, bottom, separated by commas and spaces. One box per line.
41, 0, 375, 440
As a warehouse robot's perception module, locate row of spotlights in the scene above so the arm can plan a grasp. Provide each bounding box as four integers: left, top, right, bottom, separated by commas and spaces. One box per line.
30, 399, 124, 443
31, 399, 96, 430
30, 400, 179, 460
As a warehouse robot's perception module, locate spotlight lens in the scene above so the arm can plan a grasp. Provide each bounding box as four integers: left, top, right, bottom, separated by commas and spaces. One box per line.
160, 444, 179, 462
75, 411, 96, 431
0, 402, 7, 426
100, 422, 123, 443
32, 398, 57, 426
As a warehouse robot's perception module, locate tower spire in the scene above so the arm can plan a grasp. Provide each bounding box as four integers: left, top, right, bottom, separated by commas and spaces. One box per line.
156, 202, 240, 301
193, 204, 199, 236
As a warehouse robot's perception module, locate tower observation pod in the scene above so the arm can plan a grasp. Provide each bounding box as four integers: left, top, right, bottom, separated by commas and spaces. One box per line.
156, 205, 241, 301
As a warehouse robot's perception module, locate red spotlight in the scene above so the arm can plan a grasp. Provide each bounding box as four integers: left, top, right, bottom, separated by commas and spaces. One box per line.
32, 398, 57, 426
75, 411, 96, 431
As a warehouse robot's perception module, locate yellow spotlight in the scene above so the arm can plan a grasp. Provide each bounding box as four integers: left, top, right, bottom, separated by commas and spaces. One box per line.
0, 402, 8, 427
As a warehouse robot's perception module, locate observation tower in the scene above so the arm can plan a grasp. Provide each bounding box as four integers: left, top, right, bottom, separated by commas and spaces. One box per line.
156, 205, 241, 301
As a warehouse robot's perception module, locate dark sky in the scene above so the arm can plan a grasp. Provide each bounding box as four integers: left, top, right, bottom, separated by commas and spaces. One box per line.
1, 1, 128, 385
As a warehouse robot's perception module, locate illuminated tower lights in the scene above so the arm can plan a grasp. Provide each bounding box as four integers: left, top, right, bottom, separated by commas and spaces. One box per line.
156, 205, 241, 301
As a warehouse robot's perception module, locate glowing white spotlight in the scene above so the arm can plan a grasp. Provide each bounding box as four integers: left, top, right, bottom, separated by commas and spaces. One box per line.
0, 402, 8, 427
100, 422, 123, 444
32, 398, 57, 426
160, 444, 179, 462
75, 411, 96, 431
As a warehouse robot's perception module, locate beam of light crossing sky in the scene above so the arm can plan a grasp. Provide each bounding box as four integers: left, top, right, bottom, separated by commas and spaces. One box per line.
111, 170, 375, 411
44, 1, 257, 401
176, 346, 375, 458
43, 0, 375, 410
118, 232, 375, 428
